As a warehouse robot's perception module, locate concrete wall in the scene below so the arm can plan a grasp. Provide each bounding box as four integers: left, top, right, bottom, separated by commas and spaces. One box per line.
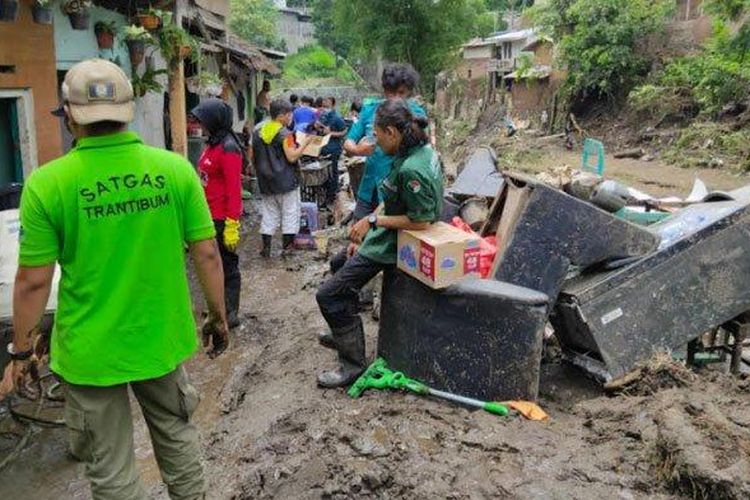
463, 45, 493, 60
276, 10, 315, 54
53, 5, 167, 149
0, 0, 62, 166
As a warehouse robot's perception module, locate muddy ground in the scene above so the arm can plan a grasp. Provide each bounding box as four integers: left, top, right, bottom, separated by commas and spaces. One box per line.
2, 140, 750, 499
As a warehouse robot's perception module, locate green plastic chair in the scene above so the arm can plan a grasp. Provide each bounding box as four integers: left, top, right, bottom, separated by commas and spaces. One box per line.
582, 138, 605, 175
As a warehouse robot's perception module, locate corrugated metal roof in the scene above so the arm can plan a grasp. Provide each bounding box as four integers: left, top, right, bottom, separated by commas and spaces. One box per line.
463, 28, 536, 48
215, 36, 282, 75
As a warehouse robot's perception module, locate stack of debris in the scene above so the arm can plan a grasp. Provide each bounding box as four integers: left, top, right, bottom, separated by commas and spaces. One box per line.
378, 146, 750, 402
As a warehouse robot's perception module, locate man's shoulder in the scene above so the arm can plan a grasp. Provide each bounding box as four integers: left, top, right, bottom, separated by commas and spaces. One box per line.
25, 152, 81, 190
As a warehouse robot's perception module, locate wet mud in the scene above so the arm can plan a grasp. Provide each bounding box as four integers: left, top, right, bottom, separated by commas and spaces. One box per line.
2, 202, 750, 499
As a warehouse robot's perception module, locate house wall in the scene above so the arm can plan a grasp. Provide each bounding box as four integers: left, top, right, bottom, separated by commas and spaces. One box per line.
276, 10, 315, 54
509, 79, 555, 120
228, 70, 252, 132
53, 6, 167, 149
458, 58, 489, 82
0, 0, 61, 166
463, 45, 493, 60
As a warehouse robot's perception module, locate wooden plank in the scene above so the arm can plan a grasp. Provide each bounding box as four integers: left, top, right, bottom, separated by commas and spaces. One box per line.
169, 60, 187, 157
479, 181, 507, 237
489, 179, 533, 278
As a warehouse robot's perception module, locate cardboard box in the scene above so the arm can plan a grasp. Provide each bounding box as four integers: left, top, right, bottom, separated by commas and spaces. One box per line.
295, 132, 330, 157
397, 222, 482, 289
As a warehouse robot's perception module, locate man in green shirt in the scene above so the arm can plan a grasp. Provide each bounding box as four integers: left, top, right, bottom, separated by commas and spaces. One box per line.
7, 59, 228, 499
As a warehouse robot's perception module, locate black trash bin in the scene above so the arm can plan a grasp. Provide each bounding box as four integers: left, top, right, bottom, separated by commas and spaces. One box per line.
0, 183, 23, 211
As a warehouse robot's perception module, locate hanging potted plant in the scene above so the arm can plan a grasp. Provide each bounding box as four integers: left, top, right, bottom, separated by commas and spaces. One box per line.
31, 0, 53, 25
95, 20, 117, 49
137, 7, 165, 31
122, 25, 152, 68
0, 0, 19, 22
157, 22, 199, 67
62, 0, 92, 30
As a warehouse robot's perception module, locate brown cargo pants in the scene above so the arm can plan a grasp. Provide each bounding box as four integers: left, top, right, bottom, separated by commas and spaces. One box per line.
63, 365, 206, 500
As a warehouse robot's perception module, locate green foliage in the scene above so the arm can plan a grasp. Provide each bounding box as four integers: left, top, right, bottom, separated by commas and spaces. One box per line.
94, 20, 117, 35
229, 0, 282, 50
514, 52, 534, 79
122, 25, 151, 42
131, 66, 168, 98
631, 0, 750, 117
662, 122, 750, 171
279, 44, 359, 87
707, 0, 750, 20
158, 23, 201, 67
532, 0, 673, 102
484, 0, 534, 9
309, 0, 356, 58
310, 0, 495, 93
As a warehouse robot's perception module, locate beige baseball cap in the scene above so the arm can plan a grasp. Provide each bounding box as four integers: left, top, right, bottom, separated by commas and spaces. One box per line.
62, 59, 135, 125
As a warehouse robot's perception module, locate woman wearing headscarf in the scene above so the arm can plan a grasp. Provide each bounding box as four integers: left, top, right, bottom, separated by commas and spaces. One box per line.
191, 98, 244, 328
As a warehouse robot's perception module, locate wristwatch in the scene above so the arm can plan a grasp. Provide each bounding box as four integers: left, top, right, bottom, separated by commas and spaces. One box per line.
368, 213, 378, 230
6, 343, 33, 361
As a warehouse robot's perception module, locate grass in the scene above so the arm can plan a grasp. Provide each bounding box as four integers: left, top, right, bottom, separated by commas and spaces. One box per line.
663, 122, 750, 171
276, 44, 361, 89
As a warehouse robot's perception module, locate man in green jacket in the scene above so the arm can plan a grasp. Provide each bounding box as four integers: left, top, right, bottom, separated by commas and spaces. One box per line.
7, 59, 228, 500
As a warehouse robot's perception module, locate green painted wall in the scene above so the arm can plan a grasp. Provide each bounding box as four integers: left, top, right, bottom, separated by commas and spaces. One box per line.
53, 5, 167, 148
53, 5, 132, 75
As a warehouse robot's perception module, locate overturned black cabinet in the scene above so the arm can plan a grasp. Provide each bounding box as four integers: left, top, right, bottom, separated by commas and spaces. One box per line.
488, 174, 660, 303
552, 195, 750, 381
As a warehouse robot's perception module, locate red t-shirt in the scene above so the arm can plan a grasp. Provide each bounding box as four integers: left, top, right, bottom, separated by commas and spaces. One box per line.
197, 141, 242, 221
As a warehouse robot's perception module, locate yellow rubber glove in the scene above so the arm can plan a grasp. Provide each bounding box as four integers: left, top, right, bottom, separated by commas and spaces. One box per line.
223, 218, 240, 252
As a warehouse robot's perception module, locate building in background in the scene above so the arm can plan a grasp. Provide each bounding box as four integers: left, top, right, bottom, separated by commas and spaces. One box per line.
0, 0, 282, 183
0, 0, 60, 186
273, 0, 315, 54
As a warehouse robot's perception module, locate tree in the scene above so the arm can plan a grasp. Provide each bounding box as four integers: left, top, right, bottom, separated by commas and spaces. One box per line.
484, 0, 534, 11
533, 0, 673, 102
310, 0, 495, 93
309, 0, 356, 58
229, 0, 282, 49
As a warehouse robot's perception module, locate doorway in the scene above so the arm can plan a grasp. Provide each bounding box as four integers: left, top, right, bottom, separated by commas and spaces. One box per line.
0, 98, 23, 187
